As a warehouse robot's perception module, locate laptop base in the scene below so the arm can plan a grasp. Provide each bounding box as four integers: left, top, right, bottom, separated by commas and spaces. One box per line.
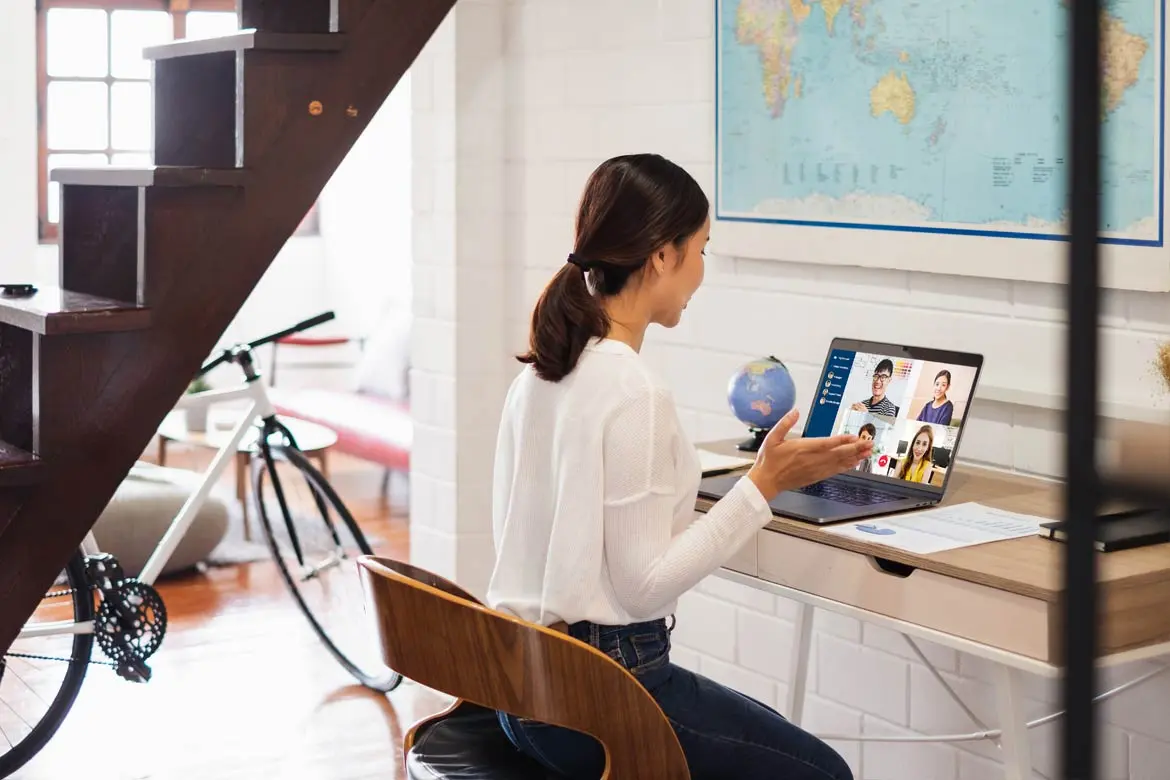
698, 473, 937, 525
766, 483, 936, 524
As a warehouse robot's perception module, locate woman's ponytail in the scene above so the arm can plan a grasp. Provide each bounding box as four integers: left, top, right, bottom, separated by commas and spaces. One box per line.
517, 261, 608, 382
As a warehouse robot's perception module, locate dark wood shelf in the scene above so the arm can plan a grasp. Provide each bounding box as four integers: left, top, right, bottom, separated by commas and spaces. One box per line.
0, 287, 151, 335
0, 441, 43, 487
50, 166, 249, 188
143, 30, 344, 60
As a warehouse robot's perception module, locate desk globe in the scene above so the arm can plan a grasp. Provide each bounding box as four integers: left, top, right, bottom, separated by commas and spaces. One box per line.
726, 356, 797, 451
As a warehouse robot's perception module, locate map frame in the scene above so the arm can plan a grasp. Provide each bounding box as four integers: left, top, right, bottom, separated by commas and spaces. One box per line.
712, 0, 1170, 292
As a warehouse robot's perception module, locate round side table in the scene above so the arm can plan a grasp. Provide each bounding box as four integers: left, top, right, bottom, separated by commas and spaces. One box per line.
156, 409, 339, 539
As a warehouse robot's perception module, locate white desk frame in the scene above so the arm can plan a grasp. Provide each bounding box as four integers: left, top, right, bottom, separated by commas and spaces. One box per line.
715, 565, 1170, 780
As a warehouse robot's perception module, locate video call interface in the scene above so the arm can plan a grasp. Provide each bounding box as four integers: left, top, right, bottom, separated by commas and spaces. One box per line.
803, 349, 979, 490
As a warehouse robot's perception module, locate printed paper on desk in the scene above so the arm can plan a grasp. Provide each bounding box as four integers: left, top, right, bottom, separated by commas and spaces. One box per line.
822, 503, 1048, 555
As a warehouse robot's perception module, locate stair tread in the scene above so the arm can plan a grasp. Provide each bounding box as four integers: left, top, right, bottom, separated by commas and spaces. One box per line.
0, 286, 150, 335
0, 441, 43, 487
51, 166, 248, 188
144, 30, 344, 60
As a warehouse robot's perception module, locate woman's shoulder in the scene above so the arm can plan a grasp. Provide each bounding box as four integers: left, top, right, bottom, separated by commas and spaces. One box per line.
580, 341, 670, 393
571, 350, 679, 433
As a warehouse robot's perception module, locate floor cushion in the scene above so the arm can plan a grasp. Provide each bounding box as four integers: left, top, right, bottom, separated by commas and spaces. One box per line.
90, 462, 233, 579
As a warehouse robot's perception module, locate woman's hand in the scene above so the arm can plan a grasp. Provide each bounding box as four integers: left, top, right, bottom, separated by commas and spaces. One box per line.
746, 409, 874, 501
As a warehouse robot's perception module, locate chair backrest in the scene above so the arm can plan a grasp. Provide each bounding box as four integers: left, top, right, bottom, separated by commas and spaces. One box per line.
357, 556, 690, 780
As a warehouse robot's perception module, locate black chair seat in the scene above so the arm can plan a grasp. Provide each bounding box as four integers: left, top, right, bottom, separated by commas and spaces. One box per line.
406, 703, 561, 780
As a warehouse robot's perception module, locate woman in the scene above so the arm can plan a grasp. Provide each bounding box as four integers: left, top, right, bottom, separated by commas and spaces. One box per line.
916, 369, 953, 425
896, 425, 935, 483
486, 154, 870, 780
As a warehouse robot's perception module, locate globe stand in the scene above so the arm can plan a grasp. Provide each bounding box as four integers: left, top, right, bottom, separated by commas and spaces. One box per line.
736, 427, 769, 452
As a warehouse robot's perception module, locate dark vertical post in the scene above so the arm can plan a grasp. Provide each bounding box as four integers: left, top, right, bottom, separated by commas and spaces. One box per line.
1064, 0, 1102, 776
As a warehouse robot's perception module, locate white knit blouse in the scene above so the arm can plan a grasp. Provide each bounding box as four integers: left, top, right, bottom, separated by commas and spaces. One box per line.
485, 337, 774, 627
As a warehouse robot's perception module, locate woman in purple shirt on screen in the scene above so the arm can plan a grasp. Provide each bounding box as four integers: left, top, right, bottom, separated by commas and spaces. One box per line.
916, 369, 954, 425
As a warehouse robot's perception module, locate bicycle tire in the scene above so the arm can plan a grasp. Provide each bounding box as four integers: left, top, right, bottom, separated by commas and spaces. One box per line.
252, 443, 403, 693
0, 551, 94, 778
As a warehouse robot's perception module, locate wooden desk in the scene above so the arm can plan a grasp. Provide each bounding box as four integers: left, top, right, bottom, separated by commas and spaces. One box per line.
695, 439, 1170, 780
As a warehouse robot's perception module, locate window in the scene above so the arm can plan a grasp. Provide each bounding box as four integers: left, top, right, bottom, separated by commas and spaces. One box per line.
36, 0, 319, 242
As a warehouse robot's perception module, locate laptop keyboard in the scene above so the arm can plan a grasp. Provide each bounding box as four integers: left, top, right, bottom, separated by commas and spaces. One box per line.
796, 480, 905, 506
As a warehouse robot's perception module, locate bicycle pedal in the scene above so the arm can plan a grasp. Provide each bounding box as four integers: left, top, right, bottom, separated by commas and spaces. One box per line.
116, 659, 152, 683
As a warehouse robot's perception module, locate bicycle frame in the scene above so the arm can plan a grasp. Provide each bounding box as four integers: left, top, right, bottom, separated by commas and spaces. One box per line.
16, 376, 279, 641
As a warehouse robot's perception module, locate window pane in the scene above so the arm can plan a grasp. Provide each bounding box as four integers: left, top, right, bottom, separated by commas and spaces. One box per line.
111, 152, 153, 168
185, 12, 239, 40
111, 10, 172, 79
111, 82, 152, 151
47, 153, 109, 224
46, 8, 109, 78
47, 82, 109, 151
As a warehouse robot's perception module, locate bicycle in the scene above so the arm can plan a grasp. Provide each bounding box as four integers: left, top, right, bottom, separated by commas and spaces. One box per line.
0, 311, 403, 777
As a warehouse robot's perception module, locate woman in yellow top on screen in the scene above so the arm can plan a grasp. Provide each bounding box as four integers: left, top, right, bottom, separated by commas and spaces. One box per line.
897, 425, 935, 483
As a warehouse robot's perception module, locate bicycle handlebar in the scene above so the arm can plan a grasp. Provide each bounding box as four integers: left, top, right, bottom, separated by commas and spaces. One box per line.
196, 310, 336, 377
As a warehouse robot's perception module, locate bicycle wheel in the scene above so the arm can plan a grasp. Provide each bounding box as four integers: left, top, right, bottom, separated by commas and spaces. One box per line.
0, 551, 94, 777
252, 441, 403, 692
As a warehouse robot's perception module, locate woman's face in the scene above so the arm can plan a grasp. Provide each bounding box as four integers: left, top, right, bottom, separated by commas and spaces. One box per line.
649, 214, 708, 328
933, 375, 950, 399
859, 429, 874, 442
912, 432, 930, 460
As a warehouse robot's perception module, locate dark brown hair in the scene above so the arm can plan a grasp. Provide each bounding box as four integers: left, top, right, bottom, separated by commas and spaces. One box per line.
517, 153, 709, 382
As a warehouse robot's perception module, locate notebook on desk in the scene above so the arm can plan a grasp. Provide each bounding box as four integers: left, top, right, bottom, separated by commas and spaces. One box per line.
1040, 507, 1170, 552
698, 337, 983, 524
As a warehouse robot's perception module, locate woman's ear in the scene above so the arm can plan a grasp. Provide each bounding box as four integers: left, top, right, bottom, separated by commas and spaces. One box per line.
649, 247, 668, 275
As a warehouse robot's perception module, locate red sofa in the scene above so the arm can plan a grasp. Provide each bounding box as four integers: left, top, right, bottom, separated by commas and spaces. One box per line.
271, 385, 411, 472
267, 310, 412, 488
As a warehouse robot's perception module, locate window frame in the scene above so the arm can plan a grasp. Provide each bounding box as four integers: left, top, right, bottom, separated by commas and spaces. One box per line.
36, 0, 320, 243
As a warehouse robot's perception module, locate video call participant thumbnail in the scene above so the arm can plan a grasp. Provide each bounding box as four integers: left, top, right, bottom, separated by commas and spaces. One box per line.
849, 358, 898, 417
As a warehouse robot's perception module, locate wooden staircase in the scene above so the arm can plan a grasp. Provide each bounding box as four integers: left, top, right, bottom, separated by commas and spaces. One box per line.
0, 0, 454, 652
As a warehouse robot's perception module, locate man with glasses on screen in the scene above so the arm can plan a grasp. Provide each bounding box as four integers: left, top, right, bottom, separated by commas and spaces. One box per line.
849, 358, 900, 417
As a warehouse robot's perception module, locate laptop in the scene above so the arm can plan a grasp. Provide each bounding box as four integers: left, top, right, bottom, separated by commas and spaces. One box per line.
698, 338, 984, 524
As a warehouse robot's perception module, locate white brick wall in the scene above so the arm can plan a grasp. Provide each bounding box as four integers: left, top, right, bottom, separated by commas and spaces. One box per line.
410, 1, 510, 598
410, 0, 1170, 776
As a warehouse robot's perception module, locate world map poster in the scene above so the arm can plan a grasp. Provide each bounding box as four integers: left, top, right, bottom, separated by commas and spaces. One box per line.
715, 0, 1164, 248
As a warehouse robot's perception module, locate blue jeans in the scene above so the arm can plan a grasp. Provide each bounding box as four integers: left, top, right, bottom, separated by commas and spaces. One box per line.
497, 617, 853, 780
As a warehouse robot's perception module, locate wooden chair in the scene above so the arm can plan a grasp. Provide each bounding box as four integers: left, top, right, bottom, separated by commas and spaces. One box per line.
356, 556, 690, 779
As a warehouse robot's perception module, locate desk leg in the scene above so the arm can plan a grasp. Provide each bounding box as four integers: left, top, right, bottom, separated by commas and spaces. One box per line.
994, 665, 1034, 780
236, 452, 251, 542
786, 603, 814, 726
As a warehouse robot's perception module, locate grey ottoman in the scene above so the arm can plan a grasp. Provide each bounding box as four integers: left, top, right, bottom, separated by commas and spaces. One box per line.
91, 462, 234, 579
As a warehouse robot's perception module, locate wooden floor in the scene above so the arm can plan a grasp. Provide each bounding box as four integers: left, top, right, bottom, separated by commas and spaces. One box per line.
10, 451, 453, 780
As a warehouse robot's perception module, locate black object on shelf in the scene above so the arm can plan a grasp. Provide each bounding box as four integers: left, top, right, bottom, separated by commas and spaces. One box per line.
0, 284, 37, 298
1040, 508, 1170, 553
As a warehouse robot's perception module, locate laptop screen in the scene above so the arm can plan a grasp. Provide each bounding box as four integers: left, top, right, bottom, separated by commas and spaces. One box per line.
802, 339, 983, 494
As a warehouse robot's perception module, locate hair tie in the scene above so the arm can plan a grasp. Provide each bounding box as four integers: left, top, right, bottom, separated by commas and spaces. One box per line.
567, 252, 590, 270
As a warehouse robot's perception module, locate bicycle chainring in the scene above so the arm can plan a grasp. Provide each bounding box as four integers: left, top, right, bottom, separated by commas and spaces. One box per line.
95, 579, 167, 682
